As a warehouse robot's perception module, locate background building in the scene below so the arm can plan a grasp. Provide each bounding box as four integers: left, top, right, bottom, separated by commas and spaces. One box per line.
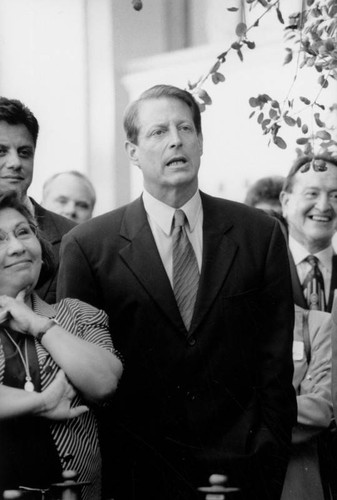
0, 0, 335, 216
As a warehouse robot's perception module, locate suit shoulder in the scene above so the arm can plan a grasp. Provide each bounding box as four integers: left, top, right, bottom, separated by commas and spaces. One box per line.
201, 192, 277, 228
65, 201, 131, 239
31, 199, 77, 239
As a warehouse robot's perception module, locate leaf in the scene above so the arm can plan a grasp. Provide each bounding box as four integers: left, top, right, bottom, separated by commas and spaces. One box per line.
284, 115, 296, 126
269, 108, 278, 119
314, 113, 325, 127
306, 0, 315, 6
276, 7, 284, 24
243, 39, 256, 50
249, 111, 256, 119
257, 112, 264, 124
296, 137, 309, 145
296, 117, 302, 127
231, 42, 241, 50
211, 72, 226, 84
227, 7, 239, 11
210, 60, 221, 74
316, 130, 332, 140
315, 103, 325, 110
249, 97, 258, 107
258, 0, 268, 6
271, 100, 280, 108
283, 49, 293, 65
302, 124, 309, 134
196, 89, 212, 105
261, 119, 271, 129
132, 0, 143, 11
318, 75, 329, 88
237, 49, 243, 62
299, 96, 311, 105
274, 136, 287, 149
236, 22, 247, 37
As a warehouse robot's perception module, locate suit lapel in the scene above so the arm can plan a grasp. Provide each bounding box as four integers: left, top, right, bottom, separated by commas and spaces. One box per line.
328, 254, 337, 311
119, 195, 240, 336
119, 197, 185, 333
189, 193, 238, 335
288, 251, 307, 309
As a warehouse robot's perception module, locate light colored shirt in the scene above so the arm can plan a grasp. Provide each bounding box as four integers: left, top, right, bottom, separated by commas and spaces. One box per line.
143, 189, 203, 286
289, 236, 333, 301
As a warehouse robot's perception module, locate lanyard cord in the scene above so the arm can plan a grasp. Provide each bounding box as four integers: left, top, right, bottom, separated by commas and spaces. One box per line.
4, 328, 35, 392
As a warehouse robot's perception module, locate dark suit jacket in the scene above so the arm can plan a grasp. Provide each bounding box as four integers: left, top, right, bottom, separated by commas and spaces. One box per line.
288, 251, 337, 313
31, 199, 76, 304
58, 192, 296, 500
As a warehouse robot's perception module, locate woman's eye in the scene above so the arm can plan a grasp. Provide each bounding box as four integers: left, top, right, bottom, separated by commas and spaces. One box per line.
16, 226, 32, 238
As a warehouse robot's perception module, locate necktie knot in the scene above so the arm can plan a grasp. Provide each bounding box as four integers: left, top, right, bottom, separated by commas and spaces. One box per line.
306, 255, 318, 268
173, 209, 186, 229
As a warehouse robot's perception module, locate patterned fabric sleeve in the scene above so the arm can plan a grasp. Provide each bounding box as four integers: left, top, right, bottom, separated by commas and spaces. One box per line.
54, 298, 123, 361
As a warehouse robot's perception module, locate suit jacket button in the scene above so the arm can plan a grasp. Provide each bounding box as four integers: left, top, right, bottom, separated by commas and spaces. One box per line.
188, 336, 196, 346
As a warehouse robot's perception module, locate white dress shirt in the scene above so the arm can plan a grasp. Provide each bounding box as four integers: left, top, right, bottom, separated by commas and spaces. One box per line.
289, 235, 333, 302
142, 189, 203, 287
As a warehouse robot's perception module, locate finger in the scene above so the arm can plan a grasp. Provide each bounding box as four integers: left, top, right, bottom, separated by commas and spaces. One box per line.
69, 405, 89, 419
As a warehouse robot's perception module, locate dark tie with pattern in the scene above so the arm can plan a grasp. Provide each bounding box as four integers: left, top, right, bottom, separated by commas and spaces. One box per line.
302, 255, 326, 311
172, 209, 200, 330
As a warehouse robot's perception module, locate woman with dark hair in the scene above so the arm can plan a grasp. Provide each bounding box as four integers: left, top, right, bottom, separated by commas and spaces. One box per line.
0, 191, 123, 499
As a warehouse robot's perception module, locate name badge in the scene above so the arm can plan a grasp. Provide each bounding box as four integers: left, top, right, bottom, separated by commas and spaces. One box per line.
293, 340, 304, 361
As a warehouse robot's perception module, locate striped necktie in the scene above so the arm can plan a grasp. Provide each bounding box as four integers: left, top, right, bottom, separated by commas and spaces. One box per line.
302, 255, 326, 311
172, 209, 199, 330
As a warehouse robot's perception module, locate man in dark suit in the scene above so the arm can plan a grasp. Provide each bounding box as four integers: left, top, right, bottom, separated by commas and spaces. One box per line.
280, 154, 337, 313
0, 97, 76, 304
58, 84, 296, 500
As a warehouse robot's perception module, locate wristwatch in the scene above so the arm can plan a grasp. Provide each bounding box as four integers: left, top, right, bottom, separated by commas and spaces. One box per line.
36, 319, 59, 343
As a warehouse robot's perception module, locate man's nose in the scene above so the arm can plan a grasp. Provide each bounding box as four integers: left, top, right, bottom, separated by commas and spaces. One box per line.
169, 128, 183, 147
315, 193, 331, 211
6, 150, 22, 169
63, 202, 77, 218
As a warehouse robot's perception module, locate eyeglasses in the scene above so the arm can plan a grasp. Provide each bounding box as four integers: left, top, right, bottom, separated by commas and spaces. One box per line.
0, 223, 38, 248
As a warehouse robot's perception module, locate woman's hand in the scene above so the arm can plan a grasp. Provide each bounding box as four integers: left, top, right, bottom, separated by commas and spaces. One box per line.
0, 291, 50, 336
37, 370, 89, 421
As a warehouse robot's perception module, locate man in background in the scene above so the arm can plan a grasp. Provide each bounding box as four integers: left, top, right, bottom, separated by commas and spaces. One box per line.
58, 84, 296, 500
0, 97, 76, 303
280, 154, 337, 313
42, 170, 96, 223
244, 175, 285, 216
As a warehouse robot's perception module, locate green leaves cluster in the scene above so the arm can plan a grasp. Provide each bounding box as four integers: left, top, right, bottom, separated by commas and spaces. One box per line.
248, 93, 337, 156
132, 0, 337, 158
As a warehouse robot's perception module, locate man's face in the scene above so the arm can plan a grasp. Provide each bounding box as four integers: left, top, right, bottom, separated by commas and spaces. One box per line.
281, 162, 337, 252
125, 97, 203, 203
0, 121, 35, 199
42, 173, 94, 223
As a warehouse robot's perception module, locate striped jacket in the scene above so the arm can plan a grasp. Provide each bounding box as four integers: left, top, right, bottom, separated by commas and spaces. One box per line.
0, 293, 116, 500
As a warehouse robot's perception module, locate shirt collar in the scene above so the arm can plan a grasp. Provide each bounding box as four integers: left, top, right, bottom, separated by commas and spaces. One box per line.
143, 189, 201, 236
289, 235, 333, 269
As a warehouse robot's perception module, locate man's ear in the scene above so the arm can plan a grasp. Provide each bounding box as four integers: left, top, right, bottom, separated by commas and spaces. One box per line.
279, 190, 288, 216
198, 133, 203, 157
125, 140, 139, 166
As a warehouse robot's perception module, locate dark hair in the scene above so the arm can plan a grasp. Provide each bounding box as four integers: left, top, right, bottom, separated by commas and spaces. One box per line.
0, 191, 55, 288
123, 84, 202, 144
283, 154, 337, 193
0, 97, 39, 146
244, 175, 285, 208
